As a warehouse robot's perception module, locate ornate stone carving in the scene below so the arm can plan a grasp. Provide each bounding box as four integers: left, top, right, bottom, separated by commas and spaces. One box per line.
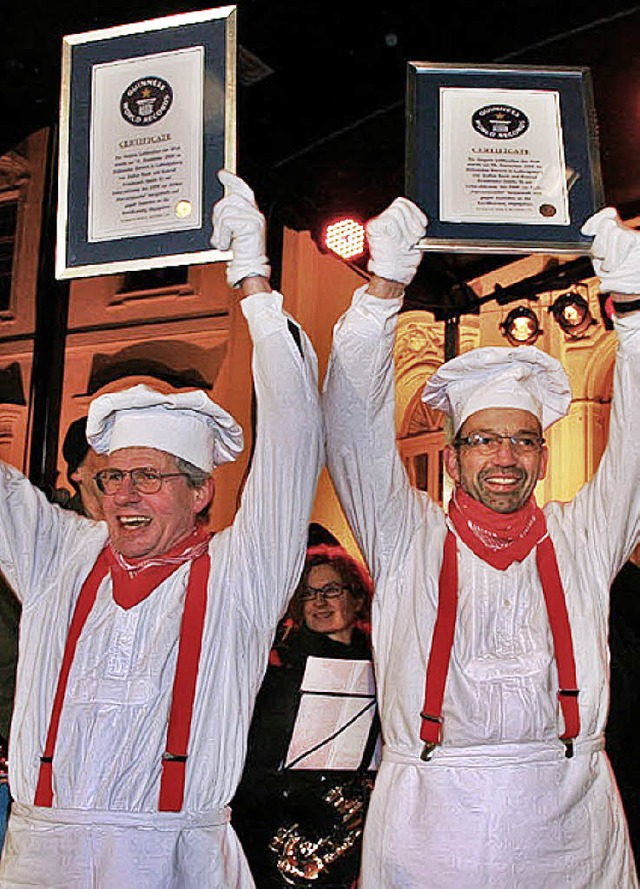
394, 314, 442, 372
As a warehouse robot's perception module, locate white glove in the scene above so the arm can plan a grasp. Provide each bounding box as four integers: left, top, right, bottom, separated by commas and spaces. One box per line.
581, 207, 640, 297
366, 197, 427, 286
211, 170, 271, 288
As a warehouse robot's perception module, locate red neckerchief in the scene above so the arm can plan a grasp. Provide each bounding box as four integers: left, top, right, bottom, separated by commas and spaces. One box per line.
107, 525, 212, 609
448, 486, 547, 570
419, 490, 580, 759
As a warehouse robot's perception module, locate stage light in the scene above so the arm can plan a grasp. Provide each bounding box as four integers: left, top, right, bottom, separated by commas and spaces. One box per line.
322, 216, 366, 261
548, 292, 596, 339
500, 306, 541, 346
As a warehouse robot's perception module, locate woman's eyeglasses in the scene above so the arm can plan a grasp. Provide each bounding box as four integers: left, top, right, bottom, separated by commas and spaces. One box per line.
300, 583, 349, 602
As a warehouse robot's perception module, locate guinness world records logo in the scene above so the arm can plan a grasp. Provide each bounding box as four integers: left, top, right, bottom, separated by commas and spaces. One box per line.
472, 105, 529, 140
120, 77, 173, 127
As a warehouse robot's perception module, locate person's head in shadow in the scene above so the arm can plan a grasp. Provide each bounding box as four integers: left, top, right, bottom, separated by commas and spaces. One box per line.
62, 417, 107, 520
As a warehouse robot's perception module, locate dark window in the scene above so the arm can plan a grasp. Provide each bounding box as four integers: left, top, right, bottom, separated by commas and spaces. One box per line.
414, 453, 429, 492
117, 266, 188, 294
0, 201, 18, 312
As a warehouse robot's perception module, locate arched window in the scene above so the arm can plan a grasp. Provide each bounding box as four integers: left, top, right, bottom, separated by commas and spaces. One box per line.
398, 395, 446, 504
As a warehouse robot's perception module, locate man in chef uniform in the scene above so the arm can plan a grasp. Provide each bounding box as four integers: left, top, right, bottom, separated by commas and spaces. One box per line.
0, 171, 323, 888
323, 200, 640, 887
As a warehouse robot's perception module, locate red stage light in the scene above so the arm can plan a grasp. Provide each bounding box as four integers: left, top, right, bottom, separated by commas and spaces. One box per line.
322, 217, 366, 261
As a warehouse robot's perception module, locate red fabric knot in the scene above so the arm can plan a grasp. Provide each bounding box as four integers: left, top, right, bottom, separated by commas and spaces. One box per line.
107, 525, 212, 608
448, 486, 547, 570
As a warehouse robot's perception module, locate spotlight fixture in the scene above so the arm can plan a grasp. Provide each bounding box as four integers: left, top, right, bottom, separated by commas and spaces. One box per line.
321, 216, 366, 261
548, 292, 596, 339
500, 306, 541, 346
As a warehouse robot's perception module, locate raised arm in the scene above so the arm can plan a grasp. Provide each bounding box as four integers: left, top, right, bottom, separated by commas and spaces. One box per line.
323, 198, 431, 579
0, 462, 104, 605
555, 209, 640, 577
210, 171, 323, 627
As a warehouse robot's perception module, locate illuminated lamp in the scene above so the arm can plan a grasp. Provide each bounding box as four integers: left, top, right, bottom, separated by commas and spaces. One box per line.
500, 306, 541, 346
548, 292, 596, 339
322, 216, 366, 261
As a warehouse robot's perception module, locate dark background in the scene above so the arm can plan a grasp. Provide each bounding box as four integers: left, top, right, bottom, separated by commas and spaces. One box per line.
3, 0, 640, 308
2, 1, 640, 216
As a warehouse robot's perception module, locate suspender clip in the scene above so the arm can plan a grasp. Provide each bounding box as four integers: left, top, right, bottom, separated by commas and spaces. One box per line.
420, 742, 437, 762
420, 713, 443, 760
420, 712, 443, 725
162, 752, 188, 762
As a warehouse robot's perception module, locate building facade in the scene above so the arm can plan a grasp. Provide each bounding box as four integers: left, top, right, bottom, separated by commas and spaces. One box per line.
0, 130, 619, 552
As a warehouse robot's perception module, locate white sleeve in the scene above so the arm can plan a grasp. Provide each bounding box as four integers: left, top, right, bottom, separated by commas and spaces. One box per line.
323, 285, 428, 582
221, 290, 323, 629
549, 310, 640, 582
0, 461, 100, 605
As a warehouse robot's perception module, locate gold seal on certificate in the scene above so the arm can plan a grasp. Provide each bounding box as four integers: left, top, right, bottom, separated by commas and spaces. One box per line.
406, 63, 604, 254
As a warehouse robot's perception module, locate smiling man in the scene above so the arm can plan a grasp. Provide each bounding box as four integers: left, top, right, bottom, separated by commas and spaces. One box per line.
324, 200, 640, 887
445, 407, 547, 514
96, 447, 213, 561
0, 172, 323, 888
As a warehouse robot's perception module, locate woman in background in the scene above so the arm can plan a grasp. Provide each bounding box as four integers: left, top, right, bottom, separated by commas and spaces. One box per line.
233, 544, 378, 888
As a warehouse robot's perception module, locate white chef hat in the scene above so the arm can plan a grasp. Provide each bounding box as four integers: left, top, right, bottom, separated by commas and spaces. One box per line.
86, 384, 244, 473
421, 346, 571, 433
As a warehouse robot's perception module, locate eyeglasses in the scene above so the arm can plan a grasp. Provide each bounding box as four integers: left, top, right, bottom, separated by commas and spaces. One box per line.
300, 583, 349, 602
454, 433, 545, 455
94, 468, 189, 495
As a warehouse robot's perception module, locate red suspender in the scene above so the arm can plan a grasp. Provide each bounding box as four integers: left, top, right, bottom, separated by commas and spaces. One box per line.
35, 549, 110, 806
419, 531, 458, 760
419, 531, 580, 761
159, 550, 210, 811
35, 549, 210, 810
536, 536, 580, 757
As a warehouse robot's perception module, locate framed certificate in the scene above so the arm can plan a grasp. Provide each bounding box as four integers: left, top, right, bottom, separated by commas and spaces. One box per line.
56, 6, 236, 279
406, 63, 604, 254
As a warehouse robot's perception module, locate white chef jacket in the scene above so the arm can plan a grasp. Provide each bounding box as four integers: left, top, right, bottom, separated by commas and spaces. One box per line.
0, 291, 323, 888
323, 285, 640, 888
